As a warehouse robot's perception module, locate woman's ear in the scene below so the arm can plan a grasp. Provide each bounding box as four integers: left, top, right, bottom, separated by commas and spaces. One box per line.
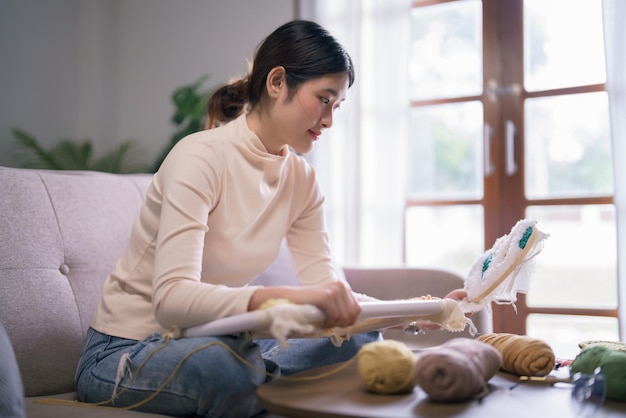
266, 66, 286, 99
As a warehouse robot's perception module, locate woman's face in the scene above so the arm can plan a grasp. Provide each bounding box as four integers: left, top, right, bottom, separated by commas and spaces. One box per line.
264, 72, 350, 155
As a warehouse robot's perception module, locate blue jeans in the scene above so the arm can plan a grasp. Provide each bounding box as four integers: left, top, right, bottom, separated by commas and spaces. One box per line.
75, 328, 380, 418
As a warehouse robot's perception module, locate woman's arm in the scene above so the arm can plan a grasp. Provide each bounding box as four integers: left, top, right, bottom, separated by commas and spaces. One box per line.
249, 285, 468, 330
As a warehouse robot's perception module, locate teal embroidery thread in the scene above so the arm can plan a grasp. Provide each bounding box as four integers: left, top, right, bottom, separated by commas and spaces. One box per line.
481, 253, 493, 281
518, 226, 533, 250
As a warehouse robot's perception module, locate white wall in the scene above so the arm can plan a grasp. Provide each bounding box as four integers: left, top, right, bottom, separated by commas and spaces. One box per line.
0, 0, 296, 168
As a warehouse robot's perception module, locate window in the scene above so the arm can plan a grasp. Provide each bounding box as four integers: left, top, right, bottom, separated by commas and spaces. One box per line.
406, 0, 618, 357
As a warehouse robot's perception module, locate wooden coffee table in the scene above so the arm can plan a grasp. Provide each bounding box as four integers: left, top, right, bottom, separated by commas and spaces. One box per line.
258, 359, 626, 418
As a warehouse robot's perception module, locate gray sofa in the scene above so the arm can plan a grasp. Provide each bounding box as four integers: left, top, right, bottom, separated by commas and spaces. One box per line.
0, 166, 489, 418
0, 167, 172, 417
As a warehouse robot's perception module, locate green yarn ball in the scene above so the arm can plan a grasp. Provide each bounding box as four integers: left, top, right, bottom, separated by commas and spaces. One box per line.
570, 346, 609, 374
598, 351, 626, 402
571, 345, 626, 402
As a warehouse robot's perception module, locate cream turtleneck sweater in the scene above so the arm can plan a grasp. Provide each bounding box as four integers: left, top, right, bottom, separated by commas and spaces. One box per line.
91, 114, 337, 340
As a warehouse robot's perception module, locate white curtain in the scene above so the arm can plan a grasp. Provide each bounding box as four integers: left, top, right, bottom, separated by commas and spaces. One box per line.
603, 0, 626, 339
300, 0, 412, 267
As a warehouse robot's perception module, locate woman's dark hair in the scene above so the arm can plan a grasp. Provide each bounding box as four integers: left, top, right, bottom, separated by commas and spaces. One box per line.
206, 20, 354, 129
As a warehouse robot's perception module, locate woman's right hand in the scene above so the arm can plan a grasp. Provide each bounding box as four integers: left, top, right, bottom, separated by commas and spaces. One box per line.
249, 280, 362, 329
294, 280, 362, 329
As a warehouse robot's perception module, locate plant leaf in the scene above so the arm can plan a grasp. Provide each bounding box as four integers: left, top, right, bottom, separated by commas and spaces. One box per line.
48, 139, 94, 170
11, 128, 62, 169
151, 75, 212, 172
92, 140, 146, 173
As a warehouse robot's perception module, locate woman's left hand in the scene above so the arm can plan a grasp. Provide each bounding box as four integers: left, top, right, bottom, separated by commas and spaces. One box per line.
445, 288, 473, 318
444, 288, 467, 302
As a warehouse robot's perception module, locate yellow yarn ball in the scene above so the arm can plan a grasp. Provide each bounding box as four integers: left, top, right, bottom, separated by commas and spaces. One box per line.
357, 340, 417, 394
258, 298, 292, 310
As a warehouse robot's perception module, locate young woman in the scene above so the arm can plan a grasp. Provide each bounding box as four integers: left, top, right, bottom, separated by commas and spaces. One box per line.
76, 20, 465, 417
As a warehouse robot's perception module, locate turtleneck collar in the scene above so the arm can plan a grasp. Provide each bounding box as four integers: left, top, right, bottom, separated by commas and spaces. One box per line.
233, 114, 289, 184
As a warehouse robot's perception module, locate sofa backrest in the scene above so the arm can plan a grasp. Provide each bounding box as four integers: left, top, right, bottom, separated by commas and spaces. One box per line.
0, 167, 153, 397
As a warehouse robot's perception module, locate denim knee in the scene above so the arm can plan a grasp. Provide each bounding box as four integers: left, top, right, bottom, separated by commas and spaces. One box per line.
76, 330, 272, 418
257, 331, 382, 376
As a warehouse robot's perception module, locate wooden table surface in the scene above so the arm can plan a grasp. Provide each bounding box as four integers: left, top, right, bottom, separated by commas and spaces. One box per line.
258, 359, 626, 418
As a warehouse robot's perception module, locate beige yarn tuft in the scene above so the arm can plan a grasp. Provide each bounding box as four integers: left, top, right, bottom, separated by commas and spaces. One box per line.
357, 340, 417, 394
258, 298, 292, 310
477, 333, 555, 376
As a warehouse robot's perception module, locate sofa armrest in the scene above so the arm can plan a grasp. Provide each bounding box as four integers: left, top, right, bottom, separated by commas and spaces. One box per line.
343, 266, 493, 349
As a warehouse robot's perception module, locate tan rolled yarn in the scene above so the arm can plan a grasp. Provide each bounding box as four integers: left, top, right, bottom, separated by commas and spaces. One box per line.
477, 333, 555, 376
413, 338, 502, 402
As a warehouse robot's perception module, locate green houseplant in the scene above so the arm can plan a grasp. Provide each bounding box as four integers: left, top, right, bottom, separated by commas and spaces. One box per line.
150, 75, 212, 172
11, 128, 146, 173
11, 75, 212, 174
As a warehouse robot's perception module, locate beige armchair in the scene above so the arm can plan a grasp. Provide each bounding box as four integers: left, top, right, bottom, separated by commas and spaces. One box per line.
343, 266, 493, 350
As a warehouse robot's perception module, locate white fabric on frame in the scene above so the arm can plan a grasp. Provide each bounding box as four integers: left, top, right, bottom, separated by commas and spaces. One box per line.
299, 0, 412, 266
603, 0, 626, 340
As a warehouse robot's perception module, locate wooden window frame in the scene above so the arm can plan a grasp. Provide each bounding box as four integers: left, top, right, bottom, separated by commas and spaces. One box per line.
408, 0, 616, 335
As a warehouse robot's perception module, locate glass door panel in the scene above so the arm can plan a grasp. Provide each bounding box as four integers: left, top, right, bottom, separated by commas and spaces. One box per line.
408, 102, 484, 200
409, 0, 482, 100
527, 314, 619, 359
405, 205, 484, 271
526, 205, 618, 309
524, 0, 606, 91
525, 92, 613, 199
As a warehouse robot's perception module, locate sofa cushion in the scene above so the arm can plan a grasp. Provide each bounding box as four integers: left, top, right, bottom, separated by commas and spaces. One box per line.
26, 393, 171, 417
0, 168, 152, 397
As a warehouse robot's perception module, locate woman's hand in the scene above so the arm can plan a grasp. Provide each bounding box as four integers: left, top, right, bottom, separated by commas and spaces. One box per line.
297, 281, 362, 329
419, 288, 470, 331
249, 281, 361, 329
444, 288, 467, 302
445, 288, 473, 318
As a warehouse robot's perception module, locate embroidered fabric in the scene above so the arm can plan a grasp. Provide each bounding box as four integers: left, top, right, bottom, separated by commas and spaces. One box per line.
460, 218, 548, 313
